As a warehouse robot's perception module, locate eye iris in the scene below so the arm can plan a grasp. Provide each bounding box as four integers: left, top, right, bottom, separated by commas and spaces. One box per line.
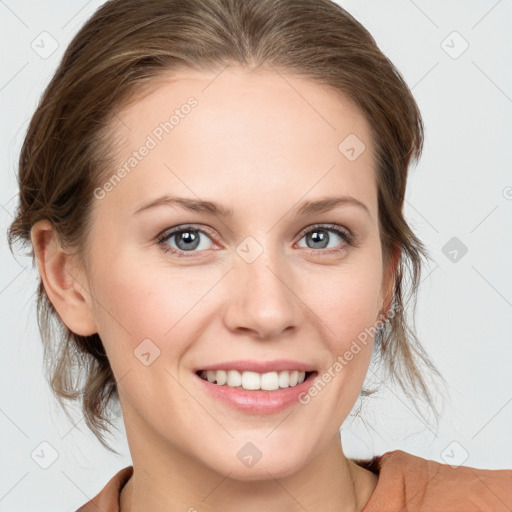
167, 227, 343, 253
307, 230, 329, 249
176, 230, 200, 251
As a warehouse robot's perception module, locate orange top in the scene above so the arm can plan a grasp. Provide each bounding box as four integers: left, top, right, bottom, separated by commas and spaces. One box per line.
76, 449, 512, 511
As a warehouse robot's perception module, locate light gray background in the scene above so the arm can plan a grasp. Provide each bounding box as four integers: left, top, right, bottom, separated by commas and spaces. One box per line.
1, 1, 511, 510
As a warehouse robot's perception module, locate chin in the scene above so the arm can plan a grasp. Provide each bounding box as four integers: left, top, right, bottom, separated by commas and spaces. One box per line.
199, 441, 311, 482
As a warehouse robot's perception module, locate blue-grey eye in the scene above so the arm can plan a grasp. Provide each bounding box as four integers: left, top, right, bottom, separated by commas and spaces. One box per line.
297, 226, 351, 250
162, 228, 213, 252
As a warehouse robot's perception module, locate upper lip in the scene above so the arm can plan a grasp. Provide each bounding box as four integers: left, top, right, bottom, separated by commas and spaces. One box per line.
196, 359, 317, 373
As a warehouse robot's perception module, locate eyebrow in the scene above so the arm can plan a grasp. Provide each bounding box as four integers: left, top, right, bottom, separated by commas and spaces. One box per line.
133, 194, 371, 219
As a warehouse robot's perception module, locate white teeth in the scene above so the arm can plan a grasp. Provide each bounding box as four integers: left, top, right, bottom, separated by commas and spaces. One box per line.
261, 371, 279, 391
241, 371, 261, 390
278, 371, 290, 388
216, 369, 227, 385
199, 369, 309, 390
227, 370, 242, 387
207, 369, 227, 385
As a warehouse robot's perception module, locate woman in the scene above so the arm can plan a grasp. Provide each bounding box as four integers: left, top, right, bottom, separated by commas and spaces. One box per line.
7, 0, 511, 510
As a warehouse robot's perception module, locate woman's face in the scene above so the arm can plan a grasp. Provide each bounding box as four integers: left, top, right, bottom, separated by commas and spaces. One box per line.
82, 66, 390, 478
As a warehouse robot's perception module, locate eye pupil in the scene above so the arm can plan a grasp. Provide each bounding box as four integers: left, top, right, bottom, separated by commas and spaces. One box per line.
176, 230, 200, 250
162, 225, 348, 256
307, 230, 329, 249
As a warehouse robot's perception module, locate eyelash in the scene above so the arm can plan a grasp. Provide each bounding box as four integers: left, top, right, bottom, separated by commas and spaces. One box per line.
156, 223, 356, 258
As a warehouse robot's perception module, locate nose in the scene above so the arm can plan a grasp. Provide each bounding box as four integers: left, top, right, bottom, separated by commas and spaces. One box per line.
222, 247, 303, 340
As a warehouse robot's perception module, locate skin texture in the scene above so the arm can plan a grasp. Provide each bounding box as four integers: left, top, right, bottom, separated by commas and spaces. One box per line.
31, 66, 397, 511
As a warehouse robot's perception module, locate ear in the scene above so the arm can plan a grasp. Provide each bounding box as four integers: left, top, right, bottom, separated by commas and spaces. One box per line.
30, 219, 97, 336
379, 245, 400, 320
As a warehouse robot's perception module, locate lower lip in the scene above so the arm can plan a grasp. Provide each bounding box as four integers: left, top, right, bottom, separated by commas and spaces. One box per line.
195, 372, 318, 414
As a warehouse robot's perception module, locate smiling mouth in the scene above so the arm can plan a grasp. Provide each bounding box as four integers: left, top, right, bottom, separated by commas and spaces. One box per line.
195, 369, 317, 391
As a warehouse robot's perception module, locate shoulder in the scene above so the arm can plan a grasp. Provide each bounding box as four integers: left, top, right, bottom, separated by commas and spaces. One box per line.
75, 466, 133, 512
356, 449, 512, 512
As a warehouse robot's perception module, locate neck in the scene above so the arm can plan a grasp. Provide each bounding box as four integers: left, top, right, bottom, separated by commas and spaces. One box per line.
119, 422, 378, 512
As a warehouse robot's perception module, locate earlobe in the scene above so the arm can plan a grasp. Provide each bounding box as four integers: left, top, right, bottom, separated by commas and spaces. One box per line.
30, 219, 98, 336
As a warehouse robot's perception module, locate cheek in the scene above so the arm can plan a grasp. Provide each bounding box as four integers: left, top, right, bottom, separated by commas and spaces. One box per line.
304, 254, 383, 345
294, 264, 382, 436
87, 250, 219, 369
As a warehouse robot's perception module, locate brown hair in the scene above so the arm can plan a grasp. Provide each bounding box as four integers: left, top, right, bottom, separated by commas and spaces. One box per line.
8, 0, 447, 452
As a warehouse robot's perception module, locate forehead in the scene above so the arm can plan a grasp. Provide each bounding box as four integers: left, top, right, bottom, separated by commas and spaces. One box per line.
99, 66, 377, 216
